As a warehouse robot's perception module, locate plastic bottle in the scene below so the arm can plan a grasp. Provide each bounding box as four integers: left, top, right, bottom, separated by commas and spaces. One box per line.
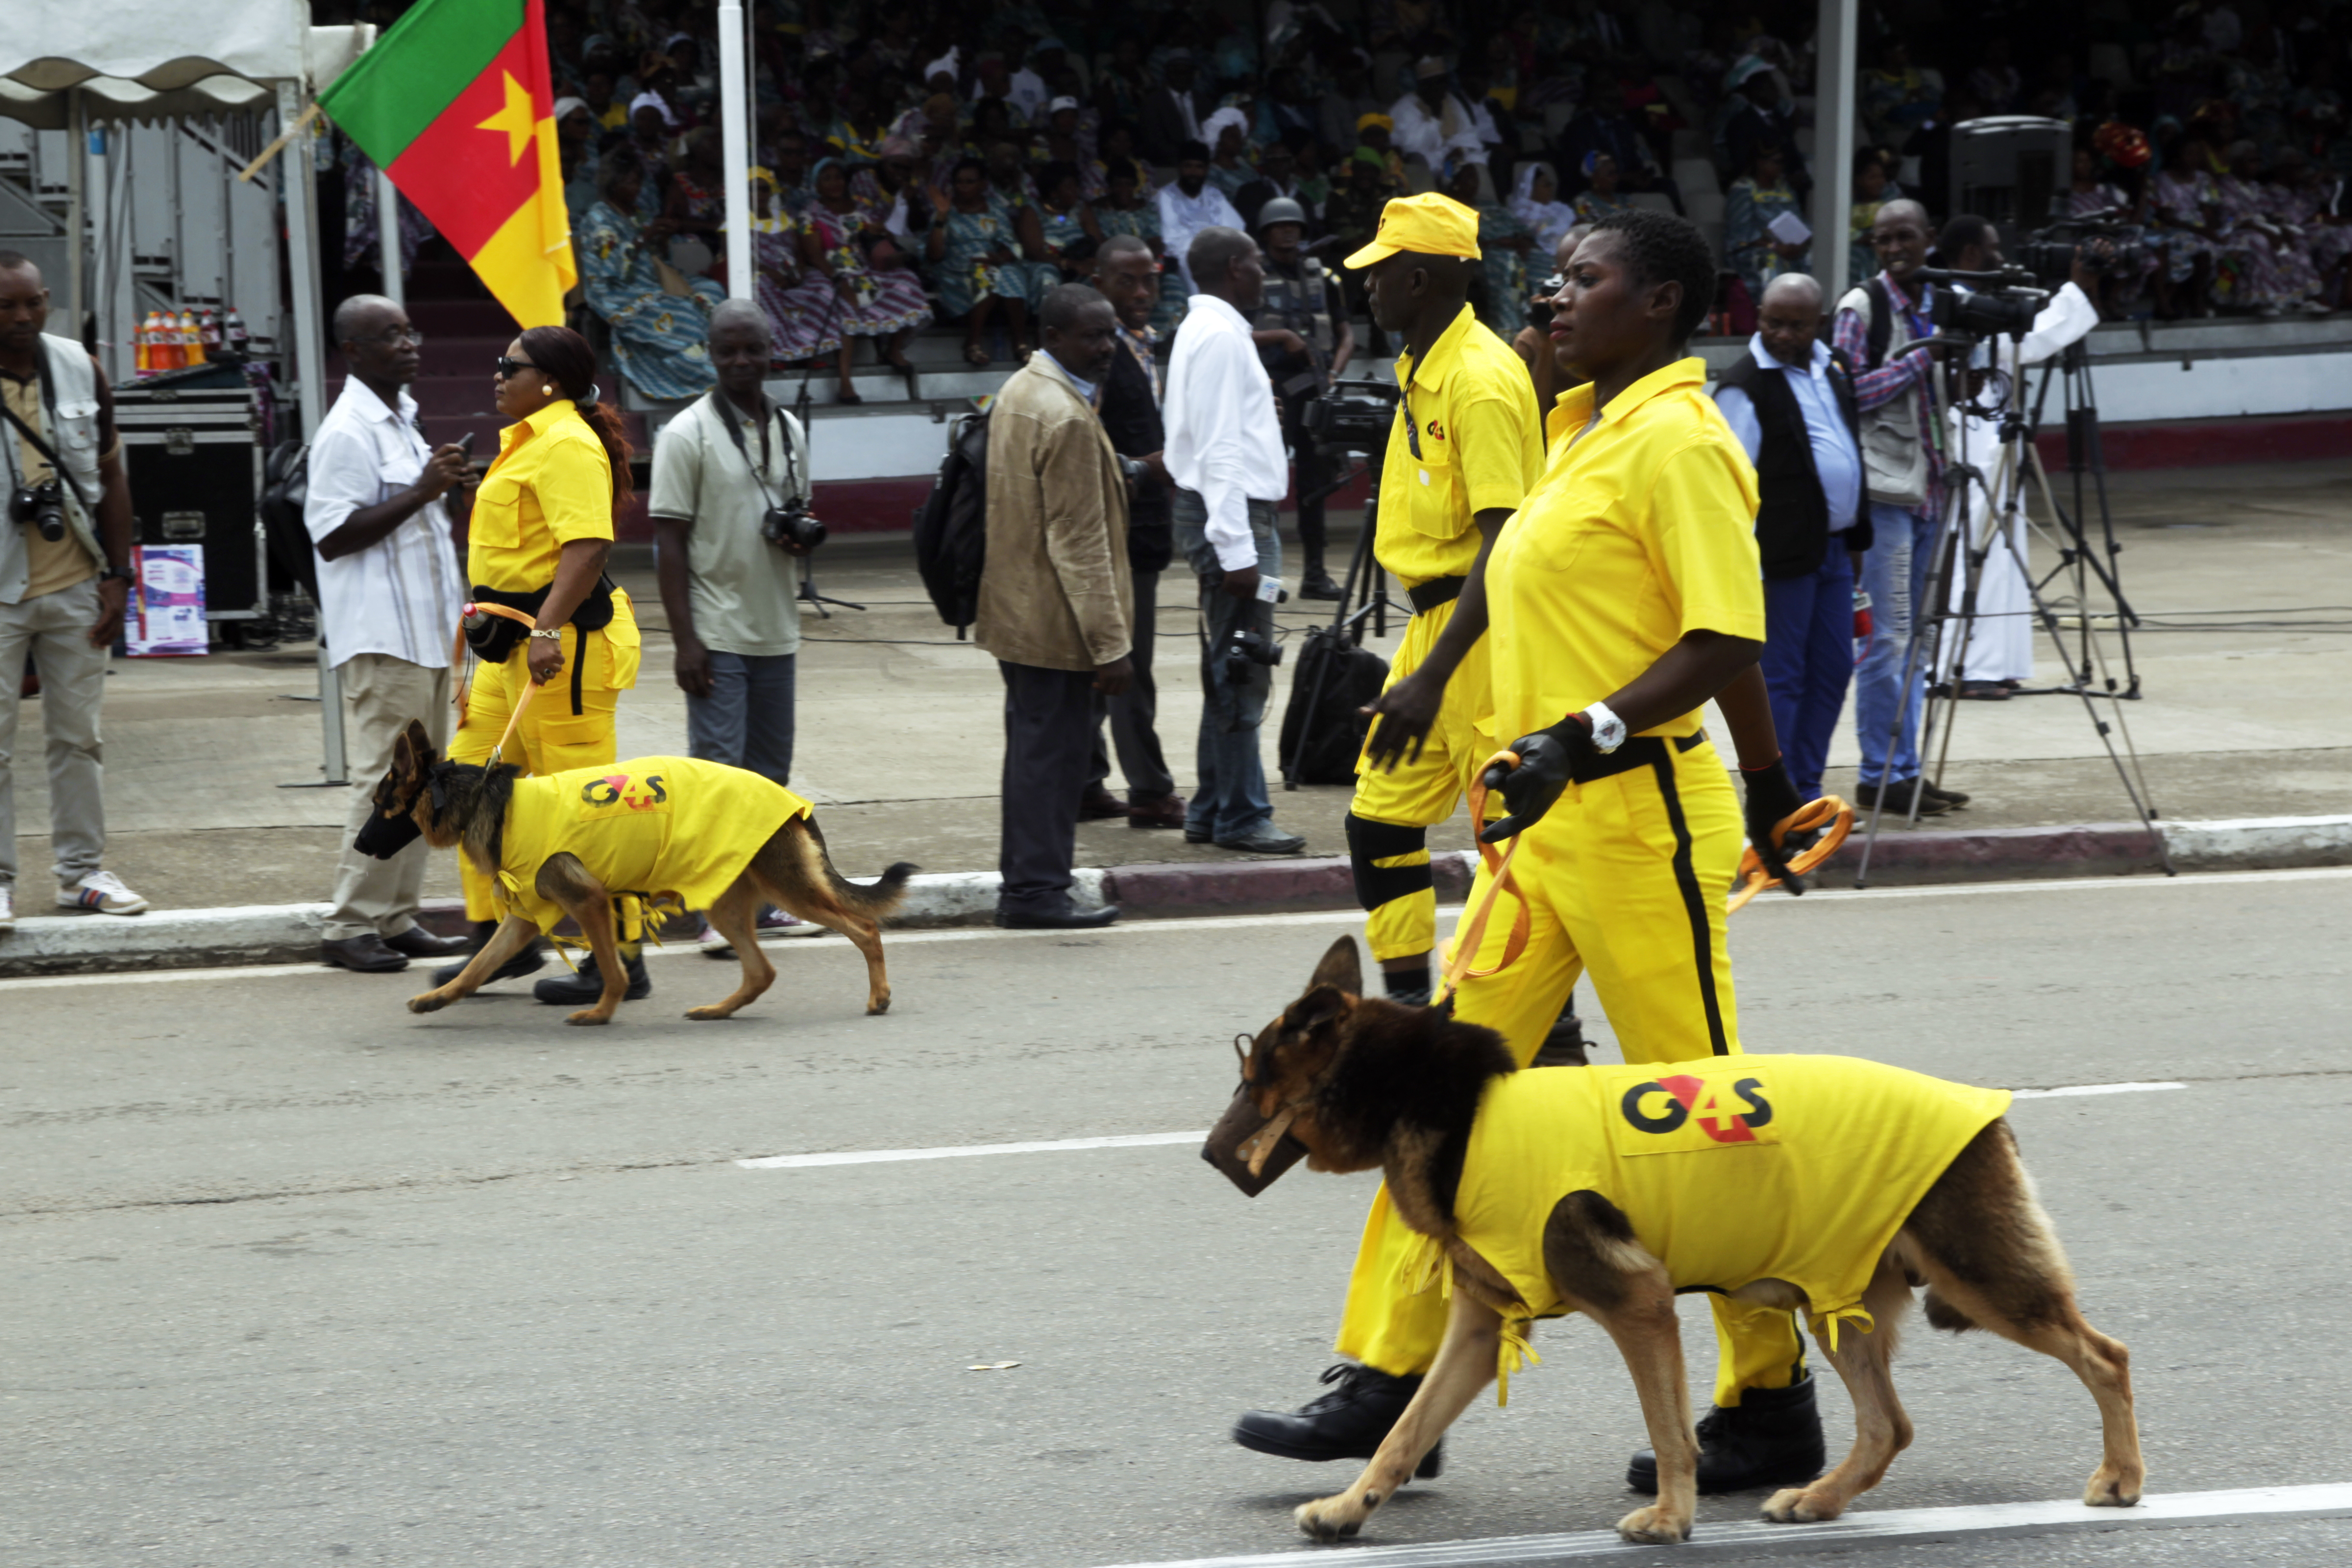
179, 309, 207, 366
154, 311, 183, 371
134, 312, 156, 376
224, 307, 251, 350
198, 307, 221, 353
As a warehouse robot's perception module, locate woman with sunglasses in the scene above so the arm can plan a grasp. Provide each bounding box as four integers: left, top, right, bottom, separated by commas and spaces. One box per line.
1360, 210, 1821, 1496
435, 326, 648, 1006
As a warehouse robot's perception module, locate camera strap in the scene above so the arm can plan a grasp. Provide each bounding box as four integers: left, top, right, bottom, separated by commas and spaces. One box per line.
711, 389, 795, 508
0, 365, 97, 514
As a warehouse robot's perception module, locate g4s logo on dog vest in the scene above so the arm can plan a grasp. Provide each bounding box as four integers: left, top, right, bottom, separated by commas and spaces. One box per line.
1618, 1070, 1778, 1152
576, 772, 671, 819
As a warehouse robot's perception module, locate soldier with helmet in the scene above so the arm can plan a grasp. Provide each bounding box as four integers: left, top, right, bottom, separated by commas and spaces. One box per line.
1250, 196, 1354, 600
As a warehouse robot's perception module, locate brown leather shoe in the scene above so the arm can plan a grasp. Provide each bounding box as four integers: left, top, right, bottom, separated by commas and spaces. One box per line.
1127, 791, 1188, 829
1079, 784, 1132, 820
320, 933, 409, 973
382, 924, 472, 959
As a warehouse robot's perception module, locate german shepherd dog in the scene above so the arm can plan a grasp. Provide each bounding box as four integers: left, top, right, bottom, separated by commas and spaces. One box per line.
361, 720, 915, 1026
1215, 936, 2143, 1546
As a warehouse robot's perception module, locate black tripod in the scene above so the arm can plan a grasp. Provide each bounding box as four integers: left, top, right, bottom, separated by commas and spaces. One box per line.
2023, 337, 2139, 698
790, 377, 865, 618
1279, 455, 1407, 790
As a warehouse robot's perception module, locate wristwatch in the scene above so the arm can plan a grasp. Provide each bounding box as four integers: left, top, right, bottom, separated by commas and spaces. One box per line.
528, 628, 564, 640
1582, 700, 1627, 754
98, 564, 135, 585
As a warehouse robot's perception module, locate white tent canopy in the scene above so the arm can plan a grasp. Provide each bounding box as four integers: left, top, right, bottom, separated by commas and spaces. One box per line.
2, 0, 315, 92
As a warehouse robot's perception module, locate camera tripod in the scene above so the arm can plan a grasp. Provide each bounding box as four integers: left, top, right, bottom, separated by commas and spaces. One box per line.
788, 374, 865, 618
1852, 323, 2170, 883
2023, 336, 2141, 698
1278, 458, 1409, 790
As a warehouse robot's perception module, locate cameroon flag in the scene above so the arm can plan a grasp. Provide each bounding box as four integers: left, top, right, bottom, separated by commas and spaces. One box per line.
319, 0, 575, 327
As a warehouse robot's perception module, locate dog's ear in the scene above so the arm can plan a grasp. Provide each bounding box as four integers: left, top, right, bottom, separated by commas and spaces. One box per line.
392, 720, 434, 781
1306, 933, 1363, 998
1284, 981, 1351, 1037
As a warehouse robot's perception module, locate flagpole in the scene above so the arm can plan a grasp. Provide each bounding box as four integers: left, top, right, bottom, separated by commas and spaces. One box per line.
718, 0, 753, 299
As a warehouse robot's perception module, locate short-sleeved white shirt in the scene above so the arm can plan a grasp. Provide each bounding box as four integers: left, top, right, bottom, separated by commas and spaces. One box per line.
647, 391, 806, 658
303, 379, 465, 669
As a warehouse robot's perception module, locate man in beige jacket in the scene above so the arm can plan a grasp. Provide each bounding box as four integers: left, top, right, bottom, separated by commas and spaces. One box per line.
976, 284, 1136, 930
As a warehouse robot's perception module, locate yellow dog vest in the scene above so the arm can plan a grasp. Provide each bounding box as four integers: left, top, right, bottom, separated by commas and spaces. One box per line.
1409, 1055, 2011, 1397
491, 757, 811, 936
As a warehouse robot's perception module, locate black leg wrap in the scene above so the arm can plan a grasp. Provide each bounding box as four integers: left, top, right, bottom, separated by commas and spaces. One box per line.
1345, 814, 1434, 913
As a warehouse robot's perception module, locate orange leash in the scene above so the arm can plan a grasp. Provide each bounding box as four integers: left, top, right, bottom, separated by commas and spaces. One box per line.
1429, 750, 1535, 1008
452, 601, 547, 773
1727, 795, 1856, 913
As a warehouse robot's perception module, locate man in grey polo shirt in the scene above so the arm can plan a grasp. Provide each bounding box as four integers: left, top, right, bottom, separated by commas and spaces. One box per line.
650, 301, 808, 950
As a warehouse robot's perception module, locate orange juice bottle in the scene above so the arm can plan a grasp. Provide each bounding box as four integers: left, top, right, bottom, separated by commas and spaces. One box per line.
179, 309, 206, 366
135, 312, 156, 375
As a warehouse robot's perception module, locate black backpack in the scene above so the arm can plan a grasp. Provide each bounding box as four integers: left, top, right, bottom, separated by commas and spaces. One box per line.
259, 437, 319, 600
1278, 625, 1391, 785
911, 410, 991, 638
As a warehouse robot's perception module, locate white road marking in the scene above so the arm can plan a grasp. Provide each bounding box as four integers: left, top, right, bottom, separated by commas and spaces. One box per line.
7, 864, 2346, 992
2012, 1080, 2186, 1099
737, 1130, 1207, 1169
736, 1081, 2183, 1170
1089, 1482, 2352, 1568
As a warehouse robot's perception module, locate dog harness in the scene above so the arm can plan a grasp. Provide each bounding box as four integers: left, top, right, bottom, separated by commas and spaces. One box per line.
1401, 1054, 2011, 1400
490, 756, 811, 942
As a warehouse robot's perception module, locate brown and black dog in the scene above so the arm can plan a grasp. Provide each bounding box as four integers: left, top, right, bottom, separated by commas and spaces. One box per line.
1212, 935, 2143, 1546
358, 720, 915, 1026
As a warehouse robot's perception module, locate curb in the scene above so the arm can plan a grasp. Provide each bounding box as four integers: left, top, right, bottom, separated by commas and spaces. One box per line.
4, 815, 2346, 979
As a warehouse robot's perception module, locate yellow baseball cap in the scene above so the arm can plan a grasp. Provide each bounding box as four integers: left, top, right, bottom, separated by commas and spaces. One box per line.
1344, 191, 1483, 269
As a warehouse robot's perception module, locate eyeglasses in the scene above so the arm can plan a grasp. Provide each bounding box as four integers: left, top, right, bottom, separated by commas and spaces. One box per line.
494, 355, 539, 378
357, 326, 424, 347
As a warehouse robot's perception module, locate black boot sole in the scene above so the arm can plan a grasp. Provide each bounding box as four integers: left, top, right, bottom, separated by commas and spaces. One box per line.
1229, 1424, 1444, 1478
430, 947, 549, 988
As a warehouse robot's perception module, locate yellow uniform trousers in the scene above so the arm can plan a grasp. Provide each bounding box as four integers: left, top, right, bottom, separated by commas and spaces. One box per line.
1348, 598, 1494, 965
1333, 731, 1807, 1408
449, 622, 630, 923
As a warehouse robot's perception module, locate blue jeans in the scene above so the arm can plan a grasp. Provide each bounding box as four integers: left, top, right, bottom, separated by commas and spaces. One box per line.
685, 650, 796, 784
1853, 503, 1935, 786
1173, 491, 1281, 842
1761, 548, 1856, 800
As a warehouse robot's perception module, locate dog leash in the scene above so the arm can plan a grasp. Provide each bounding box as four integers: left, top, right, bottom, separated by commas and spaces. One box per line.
452, 601, 548, 772
1727, 796, 1856, 913
1428, 750, 1534, 1009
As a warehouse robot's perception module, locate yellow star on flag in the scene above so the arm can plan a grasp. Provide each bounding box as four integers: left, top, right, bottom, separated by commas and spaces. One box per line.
476, 71, 539, 166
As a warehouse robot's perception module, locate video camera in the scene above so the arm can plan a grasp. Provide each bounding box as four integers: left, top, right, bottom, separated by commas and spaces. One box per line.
1919, 265, 2047, 339
1301, 381, 1403, 461
2015, 209, 2148, 289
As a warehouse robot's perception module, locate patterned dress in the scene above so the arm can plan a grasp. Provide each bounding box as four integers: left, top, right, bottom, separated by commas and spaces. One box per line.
1724, 175, 1804, 305
1031, 202, 1092, 305
576, 200, 726, 401
1474, 201, 1535, 334
1572, 188, 1634, 225
1097, 201, 1187, 334
930, 203, 1029, 318
2215, 173, 2322, 307
2148, 170, 2224, 284
757, 223, 845, 363
803, 200, 933, 336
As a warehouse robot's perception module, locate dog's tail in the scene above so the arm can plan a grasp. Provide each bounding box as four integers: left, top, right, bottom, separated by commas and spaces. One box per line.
801, 816, 919, 919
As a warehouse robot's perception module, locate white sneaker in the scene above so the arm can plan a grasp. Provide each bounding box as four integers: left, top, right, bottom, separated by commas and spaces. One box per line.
0, 884, 15, 931
57, 870, 150, 915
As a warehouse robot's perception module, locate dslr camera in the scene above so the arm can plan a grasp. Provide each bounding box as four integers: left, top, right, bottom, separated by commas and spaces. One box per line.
1301, 381, 1403, 460
11, 479, 65, 542
1221, 622, 1283, 683
760, 495, 827, 552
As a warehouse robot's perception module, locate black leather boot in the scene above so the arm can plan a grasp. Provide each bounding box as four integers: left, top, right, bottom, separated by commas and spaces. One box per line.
430, 920, 548, 988
532, 949, 652, 1005
1626, 1372, 1826, 1494
1532, 1005, 1589, 1066
1231, 1364, 1445, 1478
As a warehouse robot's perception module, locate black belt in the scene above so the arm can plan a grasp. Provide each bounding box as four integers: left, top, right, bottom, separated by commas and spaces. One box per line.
1406, 576, 1466, 614
1570, 729, 1707, 785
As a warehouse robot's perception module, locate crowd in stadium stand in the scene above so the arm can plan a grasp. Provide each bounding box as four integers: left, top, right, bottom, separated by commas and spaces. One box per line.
330, 0, 2352, 402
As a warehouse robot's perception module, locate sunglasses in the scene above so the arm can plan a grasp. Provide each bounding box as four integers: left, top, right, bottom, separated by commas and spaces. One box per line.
494, 355, 539, 378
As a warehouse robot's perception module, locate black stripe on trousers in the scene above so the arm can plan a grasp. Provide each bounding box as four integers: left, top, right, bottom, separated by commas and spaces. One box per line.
1647, 749, 1730, 1055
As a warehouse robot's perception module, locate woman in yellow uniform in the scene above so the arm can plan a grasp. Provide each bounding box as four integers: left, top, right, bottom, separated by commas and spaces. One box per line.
439, 325, 645, 1003
1236, 211, 1821, 1494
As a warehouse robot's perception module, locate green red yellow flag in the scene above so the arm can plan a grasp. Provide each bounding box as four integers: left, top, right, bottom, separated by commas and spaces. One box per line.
319, 0, 575, 327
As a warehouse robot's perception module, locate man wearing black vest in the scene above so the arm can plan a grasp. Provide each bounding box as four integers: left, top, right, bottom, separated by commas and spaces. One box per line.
1081, 234, 1186, 830
1713, 273, 1870, 802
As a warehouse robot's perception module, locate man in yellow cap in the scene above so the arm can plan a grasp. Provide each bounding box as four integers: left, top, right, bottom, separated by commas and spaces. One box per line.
1229, 190, 1544, 1474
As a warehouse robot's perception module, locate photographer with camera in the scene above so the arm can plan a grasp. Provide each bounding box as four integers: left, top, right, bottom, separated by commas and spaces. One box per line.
650, 302, 817, 951
0, 251, 146, 929
1250, 197, 1354, 602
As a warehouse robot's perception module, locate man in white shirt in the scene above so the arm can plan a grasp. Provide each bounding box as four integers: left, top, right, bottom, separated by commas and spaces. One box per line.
1388, 58, 1487, 172
1163, 227, 1304, 855
1157, 143, 1247, 294
305, 295, 475, 974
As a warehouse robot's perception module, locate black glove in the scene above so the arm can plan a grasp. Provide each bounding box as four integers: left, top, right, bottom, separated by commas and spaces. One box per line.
1479, 721, 1595, 843
1740, 756, 1810, 893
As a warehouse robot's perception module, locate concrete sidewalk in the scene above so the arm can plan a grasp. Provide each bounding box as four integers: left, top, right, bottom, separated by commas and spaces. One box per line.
3, 458, 2346, 974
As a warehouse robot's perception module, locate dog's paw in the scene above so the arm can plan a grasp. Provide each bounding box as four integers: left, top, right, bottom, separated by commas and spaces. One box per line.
407, 992, 447, 1015
865, 995, 891, 1016
564, 1008, 613, 1027
2083, 1466, 2143, 1508
683, 1004, 734, 1021
1294, 1495, 1368, 1542
1615, 1504, 1692, 1545
1762, 1486, 1841, 1523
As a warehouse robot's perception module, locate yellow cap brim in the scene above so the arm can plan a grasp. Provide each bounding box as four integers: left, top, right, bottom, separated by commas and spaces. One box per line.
1343, 239, 1400, 270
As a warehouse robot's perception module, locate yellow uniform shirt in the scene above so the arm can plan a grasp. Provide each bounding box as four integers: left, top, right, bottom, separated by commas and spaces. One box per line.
1445, 1055, 2011, 1344
1375, 304, 1544, 591
1485, 358, 1762, 743
471, 400, 618, 592
491, 756, 810, 932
